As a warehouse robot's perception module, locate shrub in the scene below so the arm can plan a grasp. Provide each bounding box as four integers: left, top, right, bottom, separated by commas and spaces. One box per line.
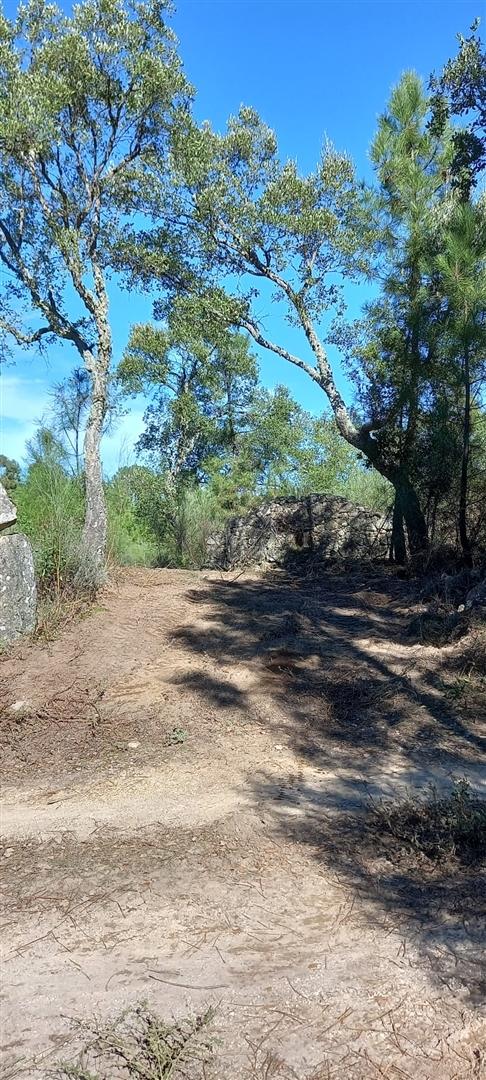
54, 1003, 214, 1079
14, 461, 86, 596
112, 466, 229, 568
106, 473, 159, 567
368, 780, 486, 867
165, 486, 227, 569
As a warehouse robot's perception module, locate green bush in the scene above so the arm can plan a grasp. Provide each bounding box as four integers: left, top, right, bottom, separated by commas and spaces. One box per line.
110, 467, 227, 569
368, 779, 486, 866
338, 466, 392, 512
106, 473, 159, 567
166, 486, 226, 568
14, 461, 86, 595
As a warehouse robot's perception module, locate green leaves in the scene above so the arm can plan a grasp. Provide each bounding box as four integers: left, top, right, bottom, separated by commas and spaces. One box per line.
120, 324, 172, 393
0, 0, 194, 569
429, 22, 486, 195
172, 104, 373, 313
0, 0, 191, 353
118, 299, 259, 484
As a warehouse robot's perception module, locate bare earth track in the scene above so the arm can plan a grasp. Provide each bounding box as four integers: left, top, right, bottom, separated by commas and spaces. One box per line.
1, 566, 485, 1078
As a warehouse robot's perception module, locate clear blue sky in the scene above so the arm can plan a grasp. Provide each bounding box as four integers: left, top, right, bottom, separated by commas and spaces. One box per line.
1, 0, 480, 473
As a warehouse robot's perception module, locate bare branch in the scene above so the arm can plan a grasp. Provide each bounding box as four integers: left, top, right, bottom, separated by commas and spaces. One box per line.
0, 318, 52, 346
241, 316, 322, 385
0, 219, 91, 355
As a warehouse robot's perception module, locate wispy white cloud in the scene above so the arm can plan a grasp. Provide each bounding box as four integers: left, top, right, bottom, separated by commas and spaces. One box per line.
102, 404, 147, 476
0, 372, 147, 475
0, 373, 50, 465
1, 373, 50, 412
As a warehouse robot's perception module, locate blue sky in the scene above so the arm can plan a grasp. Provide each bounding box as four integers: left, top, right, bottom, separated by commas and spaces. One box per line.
0, 0, 480, 474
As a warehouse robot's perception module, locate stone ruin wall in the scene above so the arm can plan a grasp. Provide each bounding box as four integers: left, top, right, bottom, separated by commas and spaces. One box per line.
206, 494, 391, 570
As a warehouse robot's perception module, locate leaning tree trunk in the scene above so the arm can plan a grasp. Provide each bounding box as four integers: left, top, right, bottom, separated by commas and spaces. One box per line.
243, 301, 430, 564
341, 426, 429, 563
353, 431, 428, 562
388, 476, 428, 565
343, 432, 428, 563
310, 349, 429, 562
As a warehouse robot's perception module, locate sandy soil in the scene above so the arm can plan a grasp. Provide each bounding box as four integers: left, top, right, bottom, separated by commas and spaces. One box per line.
1, 566, 485, 1078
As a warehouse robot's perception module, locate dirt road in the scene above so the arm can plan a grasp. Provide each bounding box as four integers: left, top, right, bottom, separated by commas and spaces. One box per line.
1, 567, 485, 1078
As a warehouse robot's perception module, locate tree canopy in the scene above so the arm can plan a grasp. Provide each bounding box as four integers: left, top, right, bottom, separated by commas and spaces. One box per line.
0, 0, 190, 576
2, 2, 485, 577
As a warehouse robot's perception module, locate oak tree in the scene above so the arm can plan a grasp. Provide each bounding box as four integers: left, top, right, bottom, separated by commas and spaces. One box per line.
0, 0, 189, 578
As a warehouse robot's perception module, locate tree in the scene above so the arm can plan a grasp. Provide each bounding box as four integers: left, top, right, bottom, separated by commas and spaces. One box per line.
346, 73, 453, 560
293, 415, 392, 509
0, 454, 21, 494
199, 383, 312, 507
25, 424, 69, 470
0, 0, 189, 579
120, 304, 391, 513
434, 201, 486, 563
118, 298, 258, 485
48, 368, 91, 477
429, 21, 486, 196
48, 366, 125, 476
428, 26, 486, 555
136, 100, 433, 557
354, 75, 486, 564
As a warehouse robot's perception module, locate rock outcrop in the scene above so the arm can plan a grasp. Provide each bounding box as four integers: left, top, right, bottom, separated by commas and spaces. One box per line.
465, 577, 486, 612
206, 494, 391, 570
0, 483, 16, 529
0, 482, 37, 644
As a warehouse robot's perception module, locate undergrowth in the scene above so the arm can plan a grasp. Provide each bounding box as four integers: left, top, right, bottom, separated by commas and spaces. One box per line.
33, 592, 102, 644
53, 1003, 214, 1080
443, 624, 486, 723
367, 779, 486, 868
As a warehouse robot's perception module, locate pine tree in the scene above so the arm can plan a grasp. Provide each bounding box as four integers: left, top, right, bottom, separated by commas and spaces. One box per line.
435, 201, 486, 562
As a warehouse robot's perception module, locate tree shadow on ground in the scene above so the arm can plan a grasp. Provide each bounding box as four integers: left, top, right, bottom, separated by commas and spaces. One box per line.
173, 562, 486, 1002
250, 770, 486, 1004
178, 565, 483, 772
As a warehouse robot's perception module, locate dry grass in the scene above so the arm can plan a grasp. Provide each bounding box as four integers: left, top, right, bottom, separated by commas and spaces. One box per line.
366, 780, 486, 868
408, 563, 485, 646
52, 1003, 214, 1079
445, 624, 486, 719
34, 590, 98, 644
407, 605, 471, 645
450, 624, 486, 681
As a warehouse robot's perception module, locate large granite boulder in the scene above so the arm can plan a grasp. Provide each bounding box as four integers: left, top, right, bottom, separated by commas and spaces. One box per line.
0, 534, 37, 644
0, 482, 37, 644
465, 577, 486, 612
0, 482, 16, 529
206, 494, 391, 570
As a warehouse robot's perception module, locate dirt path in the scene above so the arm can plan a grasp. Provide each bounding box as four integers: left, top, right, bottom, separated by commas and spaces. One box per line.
1, 567, 485, 1078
